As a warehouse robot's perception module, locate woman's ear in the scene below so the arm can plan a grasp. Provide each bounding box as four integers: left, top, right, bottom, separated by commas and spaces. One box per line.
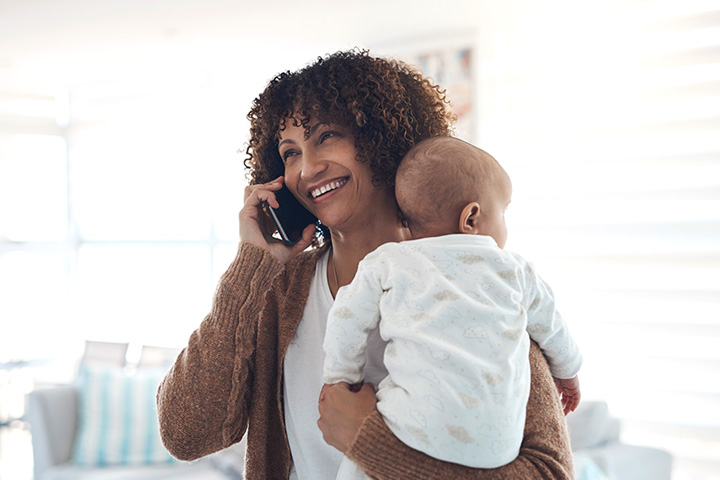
459, 202, 481, 234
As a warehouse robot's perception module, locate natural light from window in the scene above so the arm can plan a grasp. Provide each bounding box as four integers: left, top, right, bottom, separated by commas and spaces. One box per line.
0, 1, 718, 478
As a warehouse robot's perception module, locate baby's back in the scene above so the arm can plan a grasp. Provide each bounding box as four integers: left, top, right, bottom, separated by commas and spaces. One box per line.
371, 234, 533, 468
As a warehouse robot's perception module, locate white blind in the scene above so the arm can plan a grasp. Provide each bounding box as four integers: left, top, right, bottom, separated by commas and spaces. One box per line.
474, 1, 720, 477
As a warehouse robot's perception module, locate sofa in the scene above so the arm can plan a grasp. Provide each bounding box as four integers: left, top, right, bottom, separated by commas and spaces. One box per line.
28, 379, 671, 480
566, 400, 673, 480
27, 378, 246, 480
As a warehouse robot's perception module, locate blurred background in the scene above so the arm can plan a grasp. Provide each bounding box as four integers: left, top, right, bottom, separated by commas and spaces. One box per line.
0, 0, 718, 478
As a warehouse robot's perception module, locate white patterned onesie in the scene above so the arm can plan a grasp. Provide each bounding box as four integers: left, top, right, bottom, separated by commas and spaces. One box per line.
323, 234, 582, 476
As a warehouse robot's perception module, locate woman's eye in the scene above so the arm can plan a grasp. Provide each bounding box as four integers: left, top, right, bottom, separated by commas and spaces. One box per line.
282, 150, 298, 162
319, 131, 337, 143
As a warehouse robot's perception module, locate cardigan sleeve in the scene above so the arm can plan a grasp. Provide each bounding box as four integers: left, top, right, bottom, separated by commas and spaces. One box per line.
156, 242, 285, 461
346, 341, 575, 480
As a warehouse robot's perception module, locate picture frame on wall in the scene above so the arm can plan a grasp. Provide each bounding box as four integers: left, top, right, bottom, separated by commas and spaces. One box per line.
372, 32, 477, 143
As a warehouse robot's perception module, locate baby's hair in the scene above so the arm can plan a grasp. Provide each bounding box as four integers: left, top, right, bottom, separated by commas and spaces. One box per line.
396, 136, 504, 235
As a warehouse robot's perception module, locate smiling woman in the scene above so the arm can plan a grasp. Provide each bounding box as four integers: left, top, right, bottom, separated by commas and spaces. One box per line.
156, 49, 576, 480
244, 50, 454, 254
278, 120, 392, 238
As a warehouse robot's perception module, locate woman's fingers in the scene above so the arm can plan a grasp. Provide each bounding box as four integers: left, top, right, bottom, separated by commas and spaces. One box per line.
239, 177, 285, 245
243, 176, 284, 205
238, 176, 318, 263
287, 223, 316, 254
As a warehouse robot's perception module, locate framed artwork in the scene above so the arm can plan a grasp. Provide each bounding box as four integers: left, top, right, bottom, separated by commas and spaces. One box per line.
415, 46, 474, 142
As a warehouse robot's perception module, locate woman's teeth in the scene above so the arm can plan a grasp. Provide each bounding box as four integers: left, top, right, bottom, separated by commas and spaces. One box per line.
311, 179, 347, 199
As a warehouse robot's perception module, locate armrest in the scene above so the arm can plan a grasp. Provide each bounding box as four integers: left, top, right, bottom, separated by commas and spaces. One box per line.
566, 401, 620, 450
567, 401, 673, 480
26, 385, 78, 478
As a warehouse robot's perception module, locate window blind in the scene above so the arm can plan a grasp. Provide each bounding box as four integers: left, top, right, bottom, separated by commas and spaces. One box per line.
472, 1, 720, 477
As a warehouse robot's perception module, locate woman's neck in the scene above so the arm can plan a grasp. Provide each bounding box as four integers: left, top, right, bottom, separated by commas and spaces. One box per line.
328, 213, 409, 294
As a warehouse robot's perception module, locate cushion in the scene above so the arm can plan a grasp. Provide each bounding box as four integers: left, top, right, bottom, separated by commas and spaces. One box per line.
72, 366, 176, 467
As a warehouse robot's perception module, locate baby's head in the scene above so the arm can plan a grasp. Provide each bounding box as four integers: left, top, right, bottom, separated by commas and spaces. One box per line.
396, 136, 512, 248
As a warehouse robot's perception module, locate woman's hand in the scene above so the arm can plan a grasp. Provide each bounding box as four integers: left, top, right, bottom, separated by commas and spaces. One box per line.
317, 382, 377, 453
239, 176, 315, 264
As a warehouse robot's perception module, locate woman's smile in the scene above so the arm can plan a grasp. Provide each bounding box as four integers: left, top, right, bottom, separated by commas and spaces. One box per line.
310, 178, 349, 200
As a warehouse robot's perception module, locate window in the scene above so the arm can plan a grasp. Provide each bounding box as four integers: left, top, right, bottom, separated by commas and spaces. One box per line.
0, 75, 248, 366
0, 134, 67, 241
469, 1, 720, 477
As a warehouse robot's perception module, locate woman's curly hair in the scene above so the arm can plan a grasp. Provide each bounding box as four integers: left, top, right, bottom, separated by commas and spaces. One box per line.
244, 49, 456, 187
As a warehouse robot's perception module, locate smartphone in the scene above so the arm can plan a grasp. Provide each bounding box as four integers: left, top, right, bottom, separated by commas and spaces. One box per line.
262, 185, 318, 247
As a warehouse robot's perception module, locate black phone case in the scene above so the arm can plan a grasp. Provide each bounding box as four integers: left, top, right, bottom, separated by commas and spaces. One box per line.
263, 185, 318, 246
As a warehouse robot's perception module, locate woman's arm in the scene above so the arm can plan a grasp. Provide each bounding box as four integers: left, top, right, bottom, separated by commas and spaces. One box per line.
156, 242, 285, 460
340, 342, 574, 479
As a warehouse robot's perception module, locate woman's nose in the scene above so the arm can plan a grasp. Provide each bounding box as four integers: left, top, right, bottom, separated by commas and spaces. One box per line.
300, 149, 327, 180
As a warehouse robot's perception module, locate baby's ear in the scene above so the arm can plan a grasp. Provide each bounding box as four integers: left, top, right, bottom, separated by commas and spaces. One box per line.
459, 202, 481, 234
398, 210, 409, 229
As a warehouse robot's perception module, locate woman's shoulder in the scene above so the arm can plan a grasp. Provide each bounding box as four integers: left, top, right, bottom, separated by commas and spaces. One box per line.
280, 244, 327, 282
288, 244, 327, 266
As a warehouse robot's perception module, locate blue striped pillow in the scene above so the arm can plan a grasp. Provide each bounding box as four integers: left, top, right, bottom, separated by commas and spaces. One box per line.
72, 366, 176, 466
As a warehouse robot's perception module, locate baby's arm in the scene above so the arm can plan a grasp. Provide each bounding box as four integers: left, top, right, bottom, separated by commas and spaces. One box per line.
554, 375, 581, 415
322, 260, 385, 387
522, 262, 583, 381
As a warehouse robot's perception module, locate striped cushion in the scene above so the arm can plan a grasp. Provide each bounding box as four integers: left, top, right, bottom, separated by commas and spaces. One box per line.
72, 366, 176, 466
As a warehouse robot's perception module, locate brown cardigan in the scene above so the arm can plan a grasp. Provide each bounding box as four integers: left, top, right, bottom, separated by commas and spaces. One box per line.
157, 242, 574, 479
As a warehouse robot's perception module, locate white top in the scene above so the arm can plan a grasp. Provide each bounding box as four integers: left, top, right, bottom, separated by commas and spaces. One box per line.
284, 249, 389, 480
323, 235, 582, 468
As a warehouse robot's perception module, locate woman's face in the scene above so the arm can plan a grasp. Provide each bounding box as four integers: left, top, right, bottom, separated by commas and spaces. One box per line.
278, 119, 394, 232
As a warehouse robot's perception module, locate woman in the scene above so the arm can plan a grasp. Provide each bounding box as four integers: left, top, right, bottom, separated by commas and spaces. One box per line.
157, 49, 574, 479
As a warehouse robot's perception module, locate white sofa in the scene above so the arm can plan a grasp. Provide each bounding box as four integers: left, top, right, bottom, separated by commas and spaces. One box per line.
27, 384, 246, 480
566, 401, 673, 480
28, 382, 670, 480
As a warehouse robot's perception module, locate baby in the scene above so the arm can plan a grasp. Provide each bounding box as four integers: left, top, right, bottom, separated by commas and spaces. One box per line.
322, 136, 582, 478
